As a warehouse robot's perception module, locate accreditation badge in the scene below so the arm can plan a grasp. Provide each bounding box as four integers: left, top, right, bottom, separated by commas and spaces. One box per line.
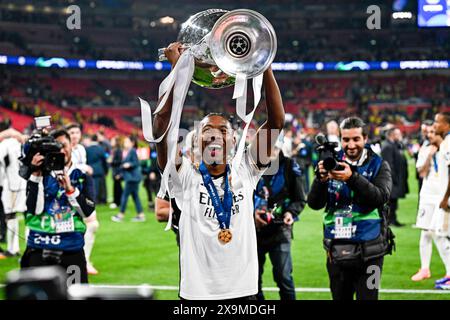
48, 199, 75, 233
333, 206, 356, 239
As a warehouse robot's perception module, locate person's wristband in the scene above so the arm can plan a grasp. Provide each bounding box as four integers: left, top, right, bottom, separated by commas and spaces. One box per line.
66, 187, 76, 196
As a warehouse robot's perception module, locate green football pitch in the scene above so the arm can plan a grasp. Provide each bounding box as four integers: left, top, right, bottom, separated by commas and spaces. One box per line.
1, 158, 450, 300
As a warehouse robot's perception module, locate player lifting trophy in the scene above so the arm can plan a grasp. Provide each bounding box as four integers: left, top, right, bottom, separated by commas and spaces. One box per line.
139, 9, 285, 300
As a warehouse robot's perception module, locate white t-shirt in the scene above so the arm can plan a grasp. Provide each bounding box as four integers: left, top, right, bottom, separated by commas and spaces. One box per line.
173, 150, 265, 300
417, 145, 445, 198
72, 144, 90, 172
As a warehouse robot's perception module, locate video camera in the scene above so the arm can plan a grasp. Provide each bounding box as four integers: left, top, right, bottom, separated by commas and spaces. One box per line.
315, 133, 344, 171
20, 116, 65, 174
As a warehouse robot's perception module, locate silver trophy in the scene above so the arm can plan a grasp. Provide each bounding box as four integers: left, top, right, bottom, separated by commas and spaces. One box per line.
158, 9, 277, 89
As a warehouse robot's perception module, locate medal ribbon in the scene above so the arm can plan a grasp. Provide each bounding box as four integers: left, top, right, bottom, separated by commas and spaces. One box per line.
433, 153, 438, 173
198, 162, 232, 230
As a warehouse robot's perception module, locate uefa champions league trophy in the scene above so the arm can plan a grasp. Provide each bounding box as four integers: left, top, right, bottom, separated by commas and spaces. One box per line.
158, 9, 277, 89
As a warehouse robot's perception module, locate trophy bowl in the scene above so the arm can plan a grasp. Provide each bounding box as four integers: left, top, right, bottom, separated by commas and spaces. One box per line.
209, 9, 277, 80
158, 8, 277, 89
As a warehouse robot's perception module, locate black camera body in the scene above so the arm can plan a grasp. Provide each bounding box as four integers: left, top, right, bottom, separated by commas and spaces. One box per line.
315, 133, 344, 171
260, 211, 285, 225
21, 131, 65, 174
255, 187, 284, 226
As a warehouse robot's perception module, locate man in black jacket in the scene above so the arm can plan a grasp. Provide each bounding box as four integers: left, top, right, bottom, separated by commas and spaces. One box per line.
307, 117, 392, 300
254, 137, 307, 300
86, 134, 108, 204
381, 127, 408, 227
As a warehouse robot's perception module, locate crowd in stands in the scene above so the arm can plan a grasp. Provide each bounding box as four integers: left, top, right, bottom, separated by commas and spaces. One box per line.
1, 66, 449, 139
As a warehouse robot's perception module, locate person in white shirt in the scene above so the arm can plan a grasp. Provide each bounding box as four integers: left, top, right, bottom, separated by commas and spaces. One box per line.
66, 123, 100, 276
411, 126, 450, 282
326, 120, 341, 149
429, 112, 450, 288
153, 42, 285, 300
0, 136, 27, 256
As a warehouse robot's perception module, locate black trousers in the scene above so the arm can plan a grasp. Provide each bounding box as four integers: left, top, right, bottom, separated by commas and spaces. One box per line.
98, 176, 107, 204
20, 247, 88, 284
113, 177, 123, 206
388, 198, 399, 224
326, 256, 383, 300
143, 178, 160, 204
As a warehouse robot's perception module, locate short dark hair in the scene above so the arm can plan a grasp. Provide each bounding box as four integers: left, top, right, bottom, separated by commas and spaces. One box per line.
50, 129, 71, 142
200, 113, 233, 131
423, 120, 434, 126
386, 127, 397, 138
65, 123, 81, 131
438, 112, 450, 125
203, 113, 230, 122
339, 117, 368, 137
92, 134, 98, 142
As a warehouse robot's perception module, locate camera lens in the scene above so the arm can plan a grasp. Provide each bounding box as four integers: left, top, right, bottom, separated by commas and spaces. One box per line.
323, 157, 338, 171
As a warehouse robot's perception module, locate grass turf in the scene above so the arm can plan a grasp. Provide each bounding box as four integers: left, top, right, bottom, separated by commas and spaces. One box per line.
1, 158, 450, 300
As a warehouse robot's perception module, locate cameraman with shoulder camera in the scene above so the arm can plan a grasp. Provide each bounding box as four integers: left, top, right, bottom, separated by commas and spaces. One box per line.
254, 134, 307, 300
307, 117, 393, 300
20, 129, 95, 283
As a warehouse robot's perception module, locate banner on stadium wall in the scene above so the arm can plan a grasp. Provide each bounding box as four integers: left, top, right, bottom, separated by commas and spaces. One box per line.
0, 54, 449, 72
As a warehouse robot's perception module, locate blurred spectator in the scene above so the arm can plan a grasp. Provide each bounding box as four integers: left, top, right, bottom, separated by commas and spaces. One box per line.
381, 128, 409, 227
96, 130, 111, 204
326, 120, 340, 147
109, 136, 123, 210
86, 134, 109, 205
140, 145, 160, 210
292, 129, 314, 193
112, 137, 145, 223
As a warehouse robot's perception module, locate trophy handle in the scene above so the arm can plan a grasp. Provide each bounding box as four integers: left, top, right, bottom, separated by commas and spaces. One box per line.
158, 45, 191, 62
158, 48, 168, 62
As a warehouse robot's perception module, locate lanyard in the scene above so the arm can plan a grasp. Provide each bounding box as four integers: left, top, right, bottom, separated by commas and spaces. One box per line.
198, 162, 232, 230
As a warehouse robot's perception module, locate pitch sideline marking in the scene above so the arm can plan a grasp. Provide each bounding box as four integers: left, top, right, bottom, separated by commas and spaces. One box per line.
89, 285, 450, 294
1, 283, 449, 294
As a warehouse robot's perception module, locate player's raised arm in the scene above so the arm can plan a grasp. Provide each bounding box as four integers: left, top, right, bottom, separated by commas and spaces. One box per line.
153, 42, 183, 170
250, 67, 285, 168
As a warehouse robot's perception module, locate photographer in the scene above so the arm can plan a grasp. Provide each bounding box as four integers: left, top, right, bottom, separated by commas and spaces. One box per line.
20, 129, 95, 283
307, 117, 393, 300
254, 135, 307, 300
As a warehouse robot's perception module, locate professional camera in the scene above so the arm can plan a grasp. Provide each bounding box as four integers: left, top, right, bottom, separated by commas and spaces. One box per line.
20, 116, 65, 173
315, 133, 344, 171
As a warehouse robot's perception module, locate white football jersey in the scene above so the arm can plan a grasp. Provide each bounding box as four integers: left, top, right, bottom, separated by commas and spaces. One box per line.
173, 150, 265, 300
417, 145, 445, 198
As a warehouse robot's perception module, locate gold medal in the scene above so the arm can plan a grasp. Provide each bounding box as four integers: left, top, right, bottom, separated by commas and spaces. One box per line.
218, 229, 232, 244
